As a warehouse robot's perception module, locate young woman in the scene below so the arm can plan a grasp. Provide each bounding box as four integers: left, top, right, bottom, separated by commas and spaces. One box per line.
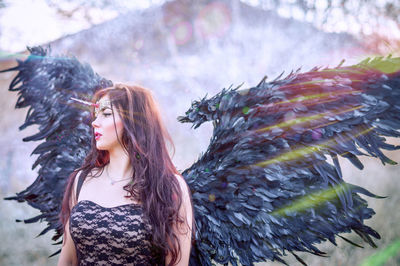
57, 84, 193, 265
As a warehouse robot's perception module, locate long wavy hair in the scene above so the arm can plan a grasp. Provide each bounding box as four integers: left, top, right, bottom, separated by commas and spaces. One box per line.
60, 84, 193, 265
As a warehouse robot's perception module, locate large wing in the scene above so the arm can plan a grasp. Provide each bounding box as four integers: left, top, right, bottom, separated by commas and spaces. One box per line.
1, 46, 111, 248
180, 56, 400, 265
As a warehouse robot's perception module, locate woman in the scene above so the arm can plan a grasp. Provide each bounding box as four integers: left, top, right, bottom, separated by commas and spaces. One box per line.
57, 84, 193, 265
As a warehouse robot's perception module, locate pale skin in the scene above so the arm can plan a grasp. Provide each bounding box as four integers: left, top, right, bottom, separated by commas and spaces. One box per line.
58, 95, 193, 266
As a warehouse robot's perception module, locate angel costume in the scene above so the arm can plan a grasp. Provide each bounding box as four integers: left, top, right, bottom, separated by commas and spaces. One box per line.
2, 46, 400, 265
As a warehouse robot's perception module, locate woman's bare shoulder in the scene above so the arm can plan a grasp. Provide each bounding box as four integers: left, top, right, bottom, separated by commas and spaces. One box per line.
76, 167, 103, 178
173, 173, 186, 185
73, 167, 101, 188
174, 174, 190, 199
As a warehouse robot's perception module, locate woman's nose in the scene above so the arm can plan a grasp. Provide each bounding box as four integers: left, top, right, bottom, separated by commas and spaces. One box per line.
92, 118, 99, 128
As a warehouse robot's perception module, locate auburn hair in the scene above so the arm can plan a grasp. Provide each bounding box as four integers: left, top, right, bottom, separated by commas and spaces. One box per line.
60, 84, 193, 265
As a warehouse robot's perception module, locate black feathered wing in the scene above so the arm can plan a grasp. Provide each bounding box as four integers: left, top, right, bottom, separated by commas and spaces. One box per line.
180, 56, 400, 265
2, 46, 111, 249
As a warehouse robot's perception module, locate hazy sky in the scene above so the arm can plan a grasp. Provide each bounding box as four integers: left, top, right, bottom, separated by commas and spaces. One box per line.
1, 0, 399, 53
0, 0, 166, 52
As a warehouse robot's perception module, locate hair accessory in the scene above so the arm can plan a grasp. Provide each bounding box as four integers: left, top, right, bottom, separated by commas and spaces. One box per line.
71, 97, 111, 117
71, 97, 99, 108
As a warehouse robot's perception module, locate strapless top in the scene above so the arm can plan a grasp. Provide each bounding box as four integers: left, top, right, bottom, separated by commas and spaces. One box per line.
69, 200, 164, 265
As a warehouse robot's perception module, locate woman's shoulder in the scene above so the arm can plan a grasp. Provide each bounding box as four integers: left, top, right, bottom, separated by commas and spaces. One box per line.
173, 173, 183, 181
75, 167, 102, 179
71, 167, 103, 204
73, 168, 102, 192
173, 173, 191, 201
173, 173, 186, 187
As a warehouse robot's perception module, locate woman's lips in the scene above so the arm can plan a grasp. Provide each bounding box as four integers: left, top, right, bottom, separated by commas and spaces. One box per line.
95, 133, 102, 140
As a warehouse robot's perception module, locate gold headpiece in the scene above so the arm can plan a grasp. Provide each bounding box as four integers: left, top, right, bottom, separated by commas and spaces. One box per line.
70, 97, 112, 117
94, 99, 112, 117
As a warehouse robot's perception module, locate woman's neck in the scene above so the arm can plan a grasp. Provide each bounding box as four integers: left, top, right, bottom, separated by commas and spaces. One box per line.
107, 146, 133, 179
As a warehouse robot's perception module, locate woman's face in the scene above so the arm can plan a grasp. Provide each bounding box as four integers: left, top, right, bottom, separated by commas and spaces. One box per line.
91, 94, 124, 151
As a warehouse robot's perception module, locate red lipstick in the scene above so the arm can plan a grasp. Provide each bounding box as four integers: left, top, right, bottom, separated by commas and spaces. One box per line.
95, 132, 102, 140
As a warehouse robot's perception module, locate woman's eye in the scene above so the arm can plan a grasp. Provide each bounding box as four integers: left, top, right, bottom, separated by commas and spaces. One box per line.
103, 113, 111, 117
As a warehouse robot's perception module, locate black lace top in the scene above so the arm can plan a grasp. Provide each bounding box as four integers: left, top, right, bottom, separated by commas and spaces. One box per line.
69, 200, 164, 265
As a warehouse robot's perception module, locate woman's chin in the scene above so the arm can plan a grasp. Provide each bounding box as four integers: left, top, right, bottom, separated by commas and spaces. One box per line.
96, 141, 119, 152
95, 142, 107, 150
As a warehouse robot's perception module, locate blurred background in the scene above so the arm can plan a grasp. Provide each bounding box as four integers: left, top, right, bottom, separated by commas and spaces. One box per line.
0, 0, 399, 265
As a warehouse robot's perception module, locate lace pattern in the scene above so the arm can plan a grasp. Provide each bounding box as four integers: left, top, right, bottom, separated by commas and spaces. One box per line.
69, 200, 163, 265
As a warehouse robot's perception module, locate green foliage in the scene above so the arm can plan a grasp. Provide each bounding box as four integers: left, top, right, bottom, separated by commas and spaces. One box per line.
361, 239, 400, 266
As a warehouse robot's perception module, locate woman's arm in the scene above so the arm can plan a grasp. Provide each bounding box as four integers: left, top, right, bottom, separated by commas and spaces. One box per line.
57, 219, 78, 266
165, 174, 193, 266
57, 170, 80, 266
